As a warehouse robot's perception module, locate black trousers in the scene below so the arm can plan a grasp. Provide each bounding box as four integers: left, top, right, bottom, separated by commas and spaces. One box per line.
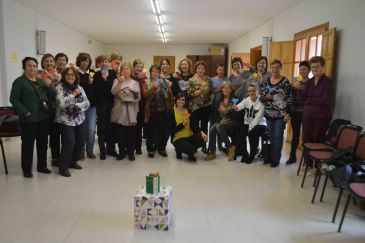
135, 111, 144, 152
190, 106, 211, 135
290, 111, 303, 158
117, 125, 136, 156
237, 124, 267, 160
20, 119, 49, 173
173, 134, 205, 156
96, 103, 114, 155
49, 114, 61, 160
208, 121, 240, 152
59, 122, 86, 171
147, 111, 168, 153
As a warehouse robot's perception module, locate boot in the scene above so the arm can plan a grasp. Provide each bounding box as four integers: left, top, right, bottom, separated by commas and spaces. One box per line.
227, 145, 236, 161
205, 152, 216, 161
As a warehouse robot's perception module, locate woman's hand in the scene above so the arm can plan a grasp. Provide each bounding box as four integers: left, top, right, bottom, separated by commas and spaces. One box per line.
219, 104, 227, 113
152, 81, 159, 88
101, 71, 109, 80
194, 89, 202, 96
266, 93, 273, 100
43, 78, 52, 87
138, 72, 146, 79
232, 104, 238, 111
201, 131, 208, 142
72, 88, 81, 97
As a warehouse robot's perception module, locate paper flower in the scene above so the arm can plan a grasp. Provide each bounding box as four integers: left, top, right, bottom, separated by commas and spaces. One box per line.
267, 87, 275, 93
40, 73, 49, 79
49, 69, 56, 75
253, 72, 258, 78
185, 112, 191, 118
156, 78, 160, 83
143, 68, 148, 73
89, 72, 95, 77
231, 98, 239, 104
292, 76, 297, 81
297, 75, 303, 81
111, 60, 117, 67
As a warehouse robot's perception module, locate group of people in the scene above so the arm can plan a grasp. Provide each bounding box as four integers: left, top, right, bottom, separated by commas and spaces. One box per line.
9, 51, 333, 178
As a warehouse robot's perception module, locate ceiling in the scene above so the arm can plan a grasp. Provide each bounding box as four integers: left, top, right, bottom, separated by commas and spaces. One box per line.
14, 0, 304, 45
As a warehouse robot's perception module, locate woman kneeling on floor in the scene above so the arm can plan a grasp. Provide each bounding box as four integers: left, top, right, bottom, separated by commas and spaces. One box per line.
171, 93, 207, 161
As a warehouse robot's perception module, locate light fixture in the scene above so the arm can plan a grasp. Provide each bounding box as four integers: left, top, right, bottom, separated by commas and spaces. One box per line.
158, 25, 162, 33
158, 15, 164, 25
161, 25, 165, 33
150, 0, 167, 43
155, 15, 160, 25
150, 0, 156, 14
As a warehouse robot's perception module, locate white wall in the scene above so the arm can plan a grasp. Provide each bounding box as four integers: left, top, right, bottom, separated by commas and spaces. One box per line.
229, 0, 365, 126
105, 44, 211, 71
0, 0, 105, 106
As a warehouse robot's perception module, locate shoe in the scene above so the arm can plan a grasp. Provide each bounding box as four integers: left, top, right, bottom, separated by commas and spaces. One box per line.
117, 153, 125, 161
23, 172, 33, 178
87, 153, 96, 159
128, 155, 135, 161
59, 169, 71, 177
136, 148, 142, 155
264, 158, 272, 165
176, 152, 183, 160
271, 162, 280, 168
286, 156, 297, 164
258, 150, 264, 158
245, 157, 254, 164
37, 167, 52, 174
79, 153, 85, 161
100, 153, 106, 160
240, 156, 248, 163
204, 152, 216, 161
158, 150, 168, 157
188, 154, 197, 162
201, 147, 208, 154
227, 145, 236, 161
51, 159, 59, 167
71, 163, 82, 169
107, 150, 118, 157
148, 152, 154, 158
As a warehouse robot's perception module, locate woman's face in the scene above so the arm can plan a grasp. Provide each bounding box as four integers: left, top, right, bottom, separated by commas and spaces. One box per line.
56, 56, 67, 70
180, 60, 190, 73
247, 86, 257, 100
271, 64, 282, 76
122, 66, 132, 78
134, 63, 144, 74
151, 68, 160, 80
196, 65, 205, 76
65, 70, 76, 85
176, 97, 185, 108
221, 85, 232, 97
80, 59, 90, 71
256, 59, 267, 72
43, 57, 55, 71
161, 60, 170, 73
310, 62, 324, 77
299, 65, 310, 79
216, 66, 225, 77
232, 61, 242, 72
101, 60, 110, 69
24, 60, 38, 77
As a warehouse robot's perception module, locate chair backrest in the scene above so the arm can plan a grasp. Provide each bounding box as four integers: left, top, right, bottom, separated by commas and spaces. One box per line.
336, 125, 362, 152
0, 106, 20, 137
354, 133, 365, 161
326, 119, 351, 145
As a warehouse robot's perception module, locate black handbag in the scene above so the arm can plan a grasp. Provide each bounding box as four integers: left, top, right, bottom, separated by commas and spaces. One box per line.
30, 81, 52, 114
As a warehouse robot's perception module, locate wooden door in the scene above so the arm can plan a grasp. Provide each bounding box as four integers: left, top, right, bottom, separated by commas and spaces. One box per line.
250, 45, 262, 66
321, 28, 336, 78
198, 55, 212, 77
211, 55, 226, 76
153, 56, 176, 74
269, 41, 295, 80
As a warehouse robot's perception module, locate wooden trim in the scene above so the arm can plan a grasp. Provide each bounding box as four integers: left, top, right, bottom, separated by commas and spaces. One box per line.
294, 22, 329, 40
251, 45, 262, 51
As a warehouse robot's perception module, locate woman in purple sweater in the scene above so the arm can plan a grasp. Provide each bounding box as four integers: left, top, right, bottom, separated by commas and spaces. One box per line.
301, 56, 333, 145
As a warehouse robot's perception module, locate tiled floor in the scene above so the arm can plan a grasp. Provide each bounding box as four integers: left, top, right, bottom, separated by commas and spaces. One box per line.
0, 138, 364, 243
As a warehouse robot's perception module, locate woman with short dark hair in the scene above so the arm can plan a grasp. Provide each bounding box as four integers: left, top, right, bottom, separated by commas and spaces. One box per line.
229, 57, 251, 99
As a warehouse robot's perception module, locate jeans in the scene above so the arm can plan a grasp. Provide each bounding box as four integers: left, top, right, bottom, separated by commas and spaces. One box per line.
84, 107, 97, 154
266, 118, 285, 165
208, 121, 240, 152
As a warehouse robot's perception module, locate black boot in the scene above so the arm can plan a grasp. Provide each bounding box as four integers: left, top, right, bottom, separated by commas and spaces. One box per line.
286, 153, 297, 164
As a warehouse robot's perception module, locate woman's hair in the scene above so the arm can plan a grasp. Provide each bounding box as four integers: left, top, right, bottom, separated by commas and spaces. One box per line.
160, 58, 171, 66
270, 59, 282, 68
178, 58, 193, 74
76, 52, 92, 69
218, 81, 235, 101
61, 67, 80, 83
120, 62, 133, 73
110, 52, 123, 61
98, 54, 110, 63
247, 83, 259, 92
256, 56, 268, 72
215, 64, 225, 75
299, 60, 311, 70
55, 53, 69, 63
22, 57, 38, 70
194, 60, 207, 73
231, 57, 243, 67
149, 64, 161, 75
174, 92, 186, 104
310, 56, 325, 66
41, 53, 55, 69
133, 59, 144, 67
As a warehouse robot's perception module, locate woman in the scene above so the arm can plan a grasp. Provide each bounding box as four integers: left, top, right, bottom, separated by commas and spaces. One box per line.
211, 64, 229, 93
143, 64, 173, 158
300, 56, 333, 151
132, 59, 148, 154
111, 62, 141, 161
55, 53, 68, 75
260, 59, 294, 167
55, 67, 90, 177
286, 61, 310, 164
110, 52, 123, 74
10, 57, 53, 178
205, 82, 240, 161
229, 57, 251, 100
188, 61, 214, 153
172, 93, 207, 161
94, 55, 117, 160
233, 83, 266, 163
247, 56, 271, 88
77, 52, 97, 159
171, 58, 194, 101
38, 54, 61, 166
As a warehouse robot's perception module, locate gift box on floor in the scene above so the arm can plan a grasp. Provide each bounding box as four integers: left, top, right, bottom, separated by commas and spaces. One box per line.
134, 186, 172, 231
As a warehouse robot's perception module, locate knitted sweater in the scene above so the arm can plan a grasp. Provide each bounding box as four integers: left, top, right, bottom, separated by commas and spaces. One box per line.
187, 76, 214, 112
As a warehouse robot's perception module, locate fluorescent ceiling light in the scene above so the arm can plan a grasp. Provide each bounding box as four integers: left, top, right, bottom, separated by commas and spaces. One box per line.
161, 25, 165, 33
158, 25, 162, 33
155, 15, 160, 25
150, 0, 156, 14
158, 15, 164, 25
155, 0, 161, 14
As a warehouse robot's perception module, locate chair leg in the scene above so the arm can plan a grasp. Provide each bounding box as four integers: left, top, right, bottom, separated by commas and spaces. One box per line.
338, 194, 351, 233
312, 171, 322, 204
297, 150, 304, 176
320, 175, 329, 203
0, 138, 8, 175
332, 188, 343, 223
301, 162, 309, 188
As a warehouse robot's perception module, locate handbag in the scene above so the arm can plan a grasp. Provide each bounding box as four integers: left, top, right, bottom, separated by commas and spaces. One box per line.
30, 81, 52, 113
